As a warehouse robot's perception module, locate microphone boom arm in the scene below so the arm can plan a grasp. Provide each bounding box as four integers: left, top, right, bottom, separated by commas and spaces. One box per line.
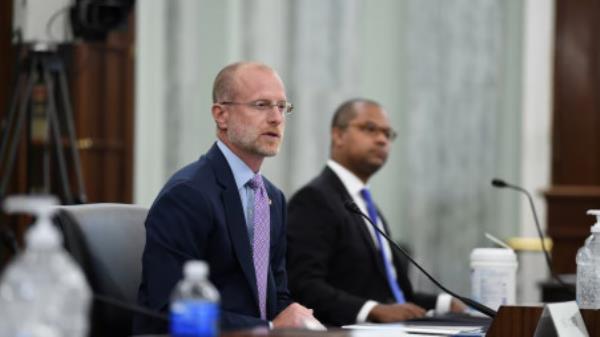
344, 200, 497, 318
491, 178, 573, 294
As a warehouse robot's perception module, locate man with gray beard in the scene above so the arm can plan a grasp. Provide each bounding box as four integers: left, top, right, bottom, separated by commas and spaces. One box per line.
134, 62, 321, 334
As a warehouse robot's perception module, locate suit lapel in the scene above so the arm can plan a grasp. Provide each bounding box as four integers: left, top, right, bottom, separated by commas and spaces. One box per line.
321, 167, 387, 276
352, 212, 388, 278
207, 144, 260, 310
351, 210, 381, 264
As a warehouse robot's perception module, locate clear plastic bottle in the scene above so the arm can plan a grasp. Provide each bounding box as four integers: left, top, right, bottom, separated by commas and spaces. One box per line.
576, 210, 600, 309
170, 260, 220, 337
0, 195, 91, 337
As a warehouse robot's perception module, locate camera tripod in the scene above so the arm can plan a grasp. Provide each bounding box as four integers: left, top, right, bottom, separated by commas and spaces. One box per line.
0, 47, 86, 204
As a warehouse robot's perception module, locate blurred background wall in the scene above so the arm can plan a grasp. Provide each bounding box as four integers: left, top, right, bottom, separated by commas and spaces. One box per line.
1, 0, 572, 305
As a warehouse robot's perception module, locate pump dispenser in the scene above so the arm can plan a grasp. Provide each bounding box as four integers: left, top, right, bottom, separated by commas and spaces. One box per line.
576, 209, 600, 309
0, 195, 91, 337
4, 195, 61, 250
587, 210, 600, 234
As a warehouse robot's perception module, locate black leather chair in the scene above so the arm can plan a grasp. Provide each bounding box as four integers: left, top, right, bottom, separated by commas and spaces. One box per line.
54, 203, 148, 337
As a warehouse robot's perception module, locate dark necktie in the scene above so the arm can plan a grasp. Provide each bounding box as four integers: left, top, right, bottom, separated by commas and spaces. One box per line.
360, 188, 406, 303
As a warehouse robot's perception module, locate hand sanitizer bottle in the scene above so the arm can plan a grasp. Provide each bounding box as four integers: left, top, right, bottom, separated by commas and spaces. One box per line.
0, 195, 91, 337
576, 210, 600, 309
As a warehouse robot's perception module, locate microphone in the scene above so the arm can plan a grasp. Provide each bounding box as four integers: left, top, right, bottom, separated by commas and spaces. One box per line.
490, 178, 508, 188
491, 178, 574, 293
343, 200, 497, 318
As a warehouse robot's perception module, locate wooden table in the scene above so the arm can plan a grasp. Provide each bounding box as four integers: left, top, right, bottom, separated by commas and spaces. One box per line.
147, 306, 600, 337
486, 305, 600, 337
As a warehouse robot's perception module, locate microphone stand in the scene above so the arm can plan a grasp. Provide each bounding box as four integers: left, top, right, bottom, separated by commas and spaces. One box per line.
344, 200, 497, 318
491, 178, 574, 294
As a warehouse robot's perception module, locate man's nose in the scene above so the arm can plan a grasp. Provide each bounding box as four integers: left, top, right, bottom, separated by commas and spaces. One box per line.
375, 130, 389, 144
267, 106, 284, 123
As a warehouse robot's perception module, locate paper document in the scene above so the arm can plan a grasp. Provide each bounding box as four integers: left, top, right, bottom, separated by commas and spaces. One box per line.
346, 329, 410, 337
344, 322, 484, 336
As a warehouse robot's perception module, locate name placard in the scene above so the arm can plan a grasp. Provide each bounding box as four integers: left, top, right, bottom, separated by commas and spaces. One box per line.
533, 301, 589, 337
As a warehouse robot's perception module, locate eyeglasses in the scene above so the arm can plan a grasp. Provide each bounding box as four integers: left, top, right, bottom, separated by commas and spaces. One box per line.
348, 122, 397, 141
219, 100, 294, 115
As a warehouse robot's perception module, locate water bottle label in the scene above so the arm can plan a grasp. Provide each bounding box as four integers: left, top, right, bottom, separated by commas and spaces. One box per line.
170, 300, 219, 337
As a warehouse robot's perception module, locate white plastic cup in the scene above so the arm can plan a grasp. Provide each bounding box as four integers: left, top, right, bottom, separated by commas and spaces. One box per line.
470, 248, 518, 313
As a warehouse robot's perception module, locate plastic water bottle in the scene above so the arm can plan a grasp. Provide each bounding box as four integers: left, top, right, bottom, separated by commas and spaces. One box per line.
0, 195, 91, 337
170, 260, 220, 337
576, 210, 600, 308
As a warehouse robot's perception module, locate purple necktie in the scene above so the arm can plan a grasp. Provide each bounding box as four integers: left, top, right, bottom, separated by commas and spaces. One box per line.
247, 174, 270, 319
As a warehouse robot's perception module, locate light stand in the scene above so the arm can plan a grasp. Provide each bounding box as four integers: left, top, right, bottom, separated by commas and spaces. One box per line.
0, 44, 86, 204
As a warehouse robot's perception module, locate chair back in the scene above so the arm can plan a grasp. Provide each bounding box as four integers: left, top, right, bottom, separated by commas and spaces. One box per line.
55, 203, 148, 337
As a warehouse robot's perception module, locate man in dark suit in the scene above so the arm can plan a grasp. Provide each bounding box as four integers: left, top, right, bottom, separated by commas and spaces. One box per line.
287, 99, 465, 327
134, 62, 321, 334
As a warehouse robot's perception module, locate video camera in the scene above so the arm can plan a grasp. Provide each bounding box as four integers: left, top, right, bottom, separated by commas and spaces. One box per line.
12, 0, 133, 47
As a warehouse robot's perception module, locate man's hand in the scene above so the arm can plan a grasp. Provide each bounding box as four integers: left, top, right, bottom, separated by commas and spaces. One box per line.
367, 303, 426, 323
272, 302, 325, 330
450, 298, 467, 313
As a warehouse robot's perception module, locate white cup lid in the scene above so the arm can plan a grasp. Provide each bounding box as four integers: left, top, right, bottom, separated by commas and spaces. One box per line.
470, 248, 516, 263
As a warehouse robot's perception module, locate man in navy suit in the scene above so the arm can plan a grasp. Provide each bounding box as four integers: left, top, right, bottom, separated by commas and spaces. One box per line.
133, 62, 321, 334
287, 99, 465, 326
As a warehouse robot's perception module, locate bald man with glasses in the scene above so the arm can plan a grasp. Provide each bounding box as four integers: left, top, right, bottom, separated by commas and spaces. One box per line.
134, 62, 322, 334
286, 98, 465, 327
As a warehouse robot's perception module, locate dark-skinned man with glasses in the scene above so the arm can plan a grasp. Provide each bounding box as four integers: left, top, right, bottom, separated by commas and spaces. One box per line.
286, 98, 466, 327
134, 62, 323, 334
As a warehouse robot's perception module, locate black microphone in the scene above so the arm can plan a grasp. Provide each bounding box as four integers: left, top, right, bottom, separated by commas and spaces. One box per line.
343, 200, 497, 318
491, 178, 574, 293
490, 178, 508, 188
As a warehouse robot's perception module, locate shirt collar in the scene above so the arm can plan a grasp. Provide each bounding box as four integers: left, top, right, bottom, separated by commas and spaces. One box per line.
217, 140, 256, 190
327, 159, 368, 197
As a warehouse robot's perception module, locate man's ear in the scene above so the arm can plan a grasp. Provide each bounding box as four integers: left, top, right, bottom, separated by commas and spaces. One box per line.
331, 127, 345, 148
212, 104, 228, 130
